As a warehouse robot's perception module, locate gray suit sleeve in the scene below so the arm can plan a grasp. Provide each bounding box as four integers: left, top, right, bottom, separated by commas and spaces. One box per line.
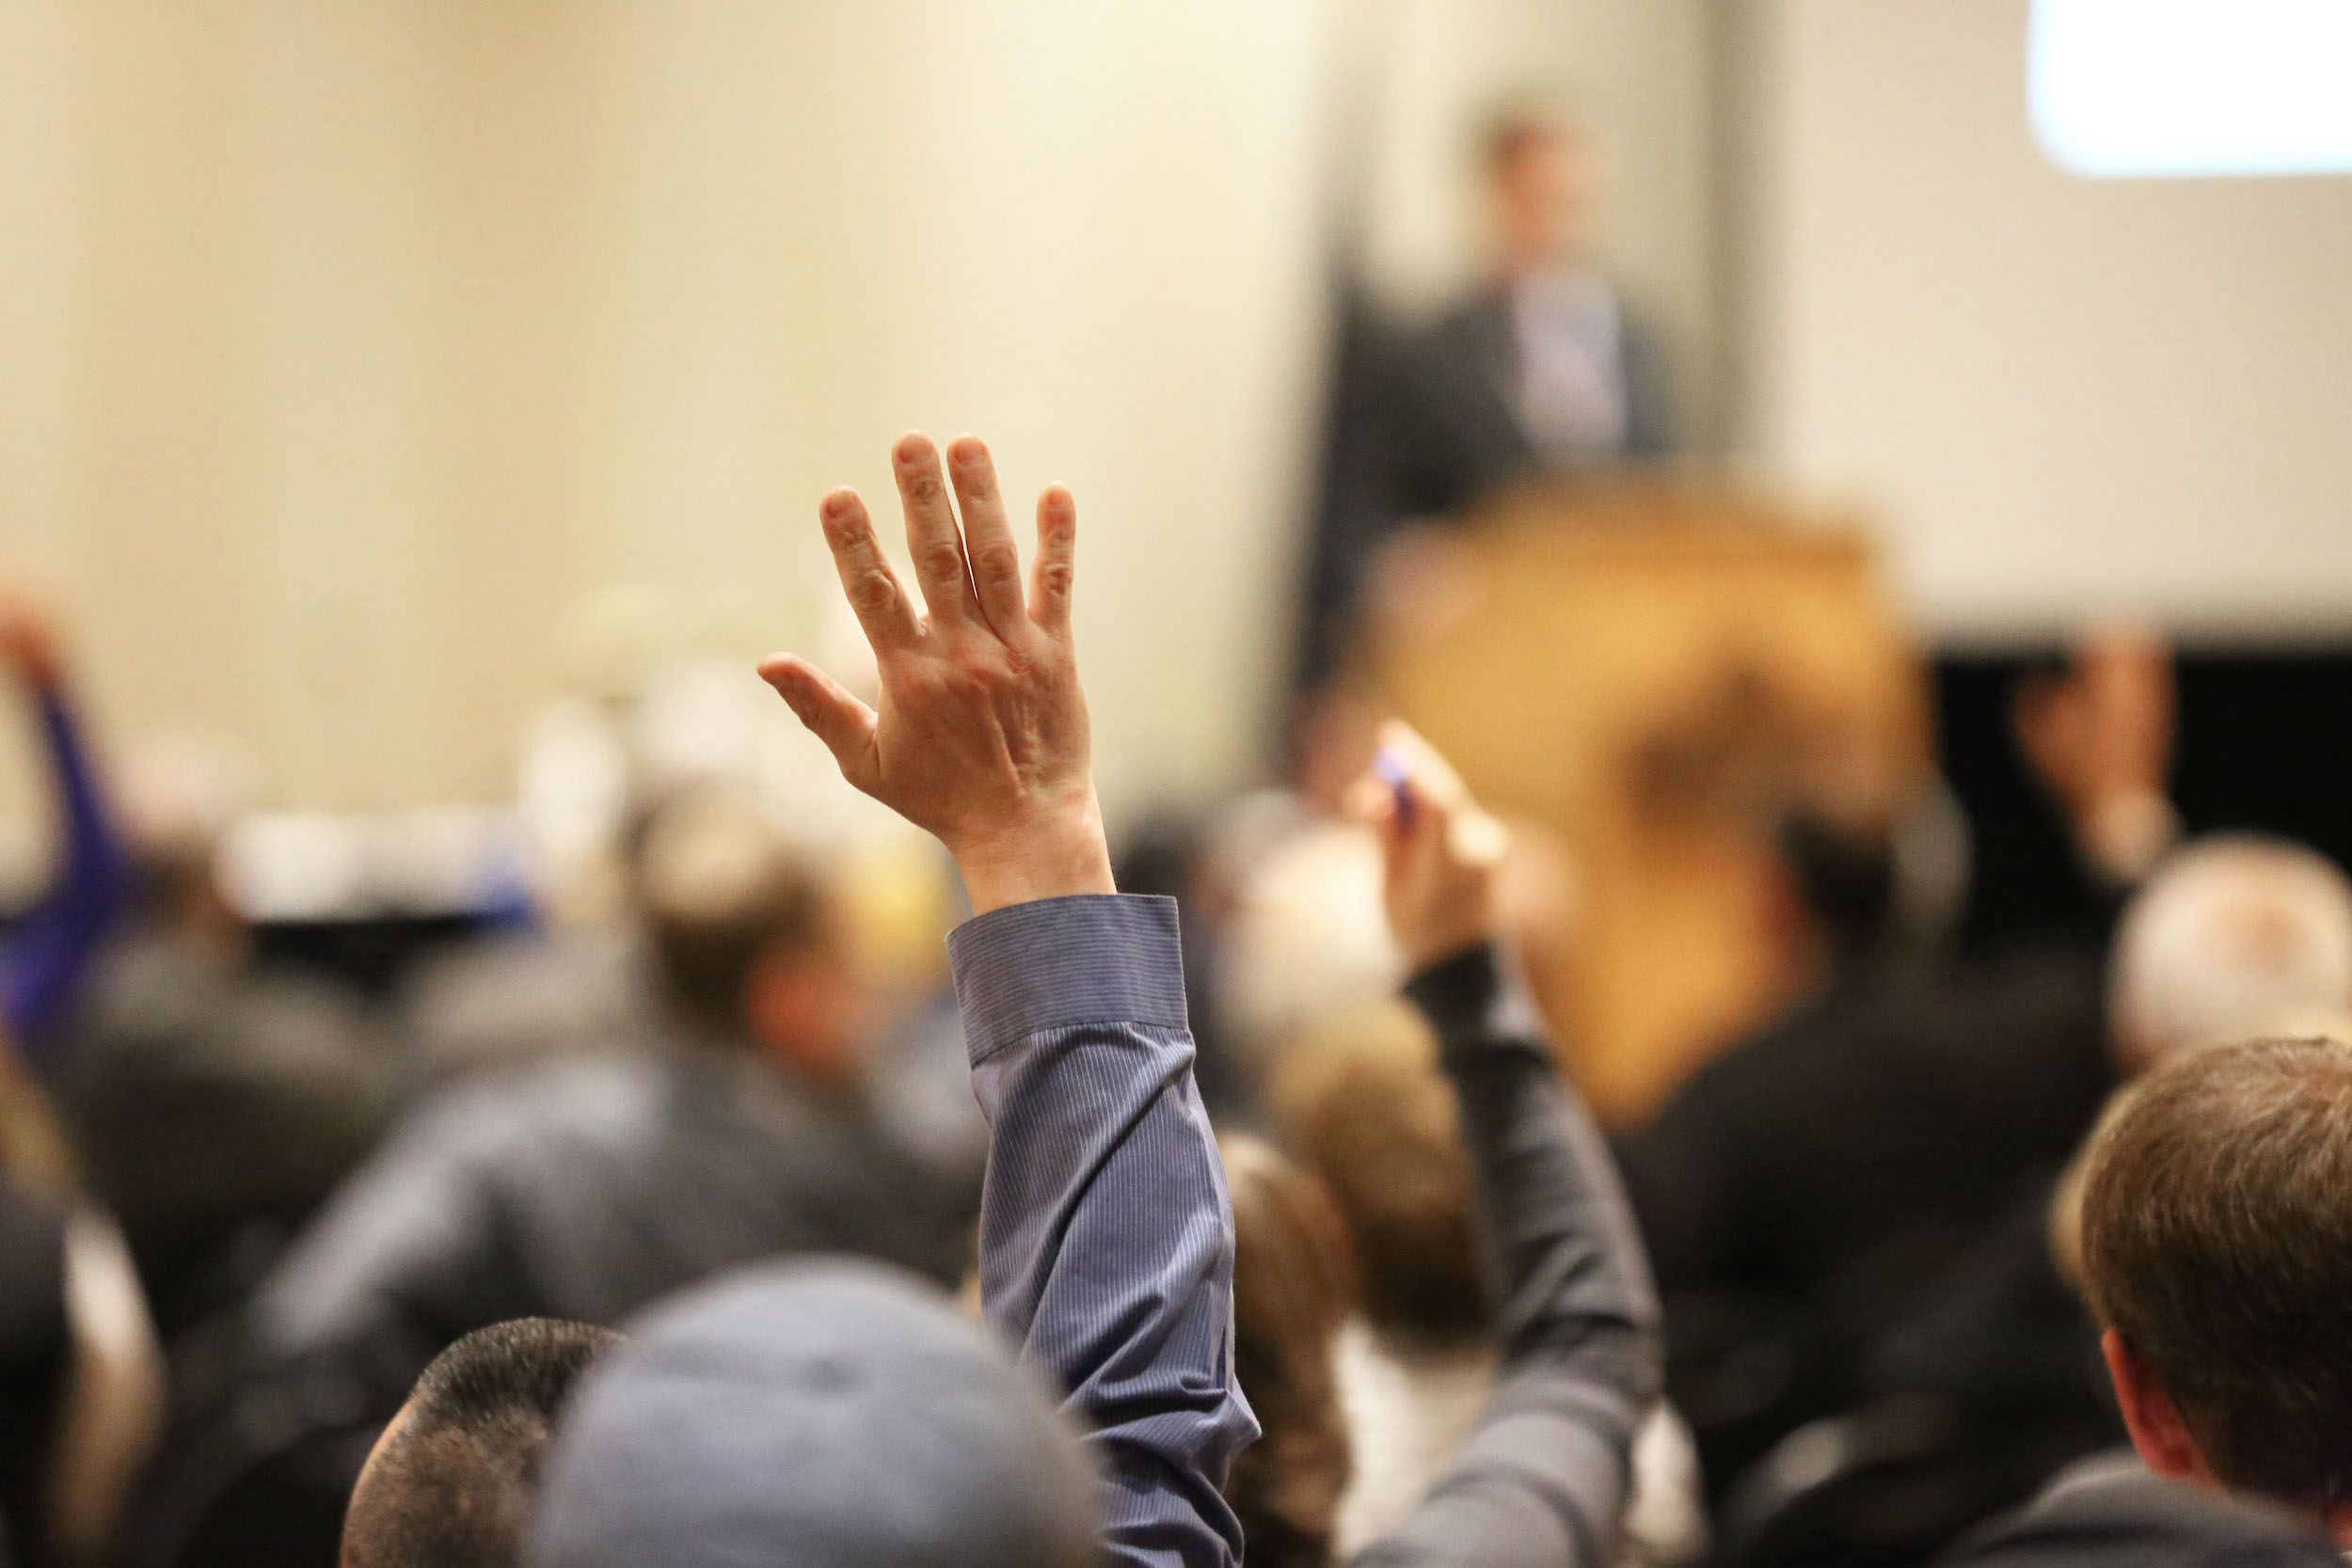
1355, 943, 1664, 1568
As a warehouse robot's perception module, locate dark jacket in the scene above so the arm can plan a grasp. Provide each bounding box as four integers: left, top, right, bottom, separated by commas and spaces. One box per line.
1386, 284, 1677, 521
1292, 277, 1675, 693
124, 1037, 973, 1568
1619, 949, 2111, 1312
1943, 1452, 2340, 1568
251, 1043, 971, 1368
58, 935, 402, 1338
1615, 946, 2114, 1497
1353, 942, 1663, 1567
0, 1180, 67, 1568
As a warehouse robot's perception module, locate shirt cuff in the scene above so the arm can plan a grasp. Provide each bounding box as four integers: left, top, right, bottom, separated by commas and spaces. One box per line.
1402, 941, 1549, 1060
946, 893, 1190, 1063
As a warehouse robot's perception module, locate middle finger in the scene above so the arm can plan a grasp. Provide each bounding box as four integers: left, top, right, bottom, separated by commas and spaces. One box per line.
892, 432, 985, 630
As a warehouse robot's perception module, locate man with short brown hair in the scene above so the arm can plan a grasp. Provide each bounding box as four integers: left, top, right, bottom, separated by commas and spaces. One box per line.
1947, 1037, 2352, 1565
2078, 1037, 2352, 1520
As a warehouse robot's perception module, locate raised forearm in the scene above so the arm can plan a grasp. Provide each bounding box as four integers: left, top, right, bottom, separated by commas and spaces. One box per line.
954, 895, 1254, 1568
1357, 942, 1661, 1568
1407, 943, 1658, 1372
3, 683, 129, 1048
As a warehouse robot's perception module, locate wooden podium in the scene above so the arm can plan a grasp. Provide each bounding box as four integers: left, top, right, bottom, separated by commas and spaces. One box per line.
1363, 477, 1929, 1127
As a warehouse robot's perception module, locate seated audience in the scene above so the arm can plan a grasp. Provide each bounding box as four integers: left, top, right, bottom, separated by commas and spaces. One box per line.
1619, 627, 2178, 1476
341, 1319, 617, 1568
537, 431, 1252, 1566
1874, 836, 2352, 1478
1264, 897, 1703, 1565
1268, 993, 1506, 1546
0, 1041, 161, 1568
1616, 806, 2121, 1494
527, 432, 1661, 1568
55, 731, 399, 1340
1989, 626, 2183, 951
124, 784, 971, 1568
1939, 1037, 2352, 1566
1321, 722, 1666, 1566
1721, 832, 2352, 1564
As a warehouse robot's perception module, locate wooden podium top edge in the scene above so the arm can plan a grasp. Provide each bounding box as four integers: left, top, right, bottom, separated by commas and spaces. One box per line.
1445, 478, 1880, 568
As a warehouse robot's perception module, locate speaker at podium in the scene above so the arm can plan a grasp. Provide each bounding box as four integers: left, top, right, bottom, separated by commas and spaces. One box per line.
1359, 475, 1931, 1128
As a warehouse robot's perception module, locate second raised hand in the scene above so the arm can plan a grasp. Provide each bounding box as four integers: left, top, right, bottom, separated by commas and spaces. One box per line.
757, 433, 1115, 915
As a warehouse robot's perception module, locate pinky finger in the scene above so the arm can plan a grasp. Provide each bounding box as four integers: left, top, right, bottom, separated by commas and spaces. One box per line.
1027, 484, 1077, 636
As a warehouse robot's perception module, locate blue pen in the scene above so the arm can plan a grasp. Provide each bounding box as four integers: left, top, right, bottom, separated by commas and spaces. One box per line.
1373, 747, 1415, 830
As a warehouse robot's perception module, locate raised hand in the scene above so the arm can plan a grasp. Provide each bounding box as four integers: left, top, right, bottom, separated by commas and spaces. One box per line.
2015, 622, 2178, 879
0, 593, 62, 689
759, 433, 1114, 914
1345, 720, 1510, 972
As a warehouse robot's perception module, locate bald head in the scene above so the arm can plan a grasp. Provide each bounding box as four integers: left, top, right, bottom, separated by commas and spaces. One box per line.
343, 1319, 620, 1568
2110, 835, 2352, 1072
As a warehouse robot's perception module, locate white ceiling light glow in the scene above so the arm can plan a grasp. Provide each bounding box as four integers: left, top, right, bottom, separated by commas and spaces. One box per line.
2029, 0, 2352, 178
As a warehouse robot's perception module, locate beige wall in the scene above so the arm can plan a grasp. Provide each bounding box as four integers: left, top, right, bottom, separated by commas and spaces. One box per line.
1736, 0, 2352, 639
0, 1, 1721, 847
0, 1, 1347, 828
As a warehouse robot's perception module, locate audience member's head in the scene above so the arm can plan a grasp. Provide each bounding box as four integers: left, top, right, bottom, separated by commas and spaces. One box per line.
2077, 1037, 2352, 1532
1221, 1132, 1358, 1568
634, 788, 866, 1085
528, 1260, 1099, 1568
0, 1036, 77, 1202
1267, 999, 1489, 1344
1481, 103, 1596, 272
116, 729, 262, 952
1772, 808, 1900, 960
342, 1318, 619, 1568
2107, 835, 2352, 1073
1218, 820, 1401, 1060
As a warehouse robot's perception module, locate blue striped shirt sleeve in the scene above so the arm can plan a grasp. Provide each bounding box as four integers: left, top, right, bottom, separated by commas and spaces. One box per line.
949, 893, 1257, 1568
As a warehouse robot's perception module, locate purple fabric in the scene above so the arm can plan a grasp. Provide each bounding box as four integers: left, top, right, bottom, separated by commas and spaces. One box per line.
3, 683, 129, 1056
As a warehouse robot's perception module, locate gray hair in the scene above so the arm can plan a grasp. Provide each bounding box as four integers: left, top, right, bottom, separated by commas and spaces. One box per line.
2109, 834, 2352, 1069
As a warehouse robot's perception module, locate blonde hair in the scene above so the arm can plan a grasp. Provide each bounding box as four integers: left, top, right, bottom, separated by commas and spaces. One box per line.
1221, 1133, 1357, 1568
1266, 1000, 1489, 1343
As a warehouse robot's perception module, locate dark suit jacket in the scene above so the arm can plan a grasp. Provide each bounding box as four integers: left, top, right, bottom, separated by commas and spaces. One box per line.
1618, 947, 2111, 1311
1290, 277, 1677, 692
1943, 1452, 2340, 1568
1614, 946, 2115, 1497
1386, 283, 1676, 520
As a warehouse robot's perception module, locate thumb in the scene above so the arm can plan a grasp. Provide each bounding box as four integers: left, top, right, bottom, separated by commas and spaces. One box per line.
758, 655, 881, 792
1344, 768, 1414, 882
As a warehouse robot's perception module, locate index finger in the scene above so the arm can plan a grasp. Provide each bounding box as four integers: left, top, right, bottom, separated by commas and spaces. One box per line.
818, 487, 921, 652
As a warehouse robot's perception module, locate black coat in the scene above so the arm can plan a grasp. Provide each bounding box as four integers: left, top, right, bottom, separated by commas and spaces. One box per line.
1944, 1452, 2340, 1568
122, 1040, 974, 1568
1385, 285, 1677, 520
